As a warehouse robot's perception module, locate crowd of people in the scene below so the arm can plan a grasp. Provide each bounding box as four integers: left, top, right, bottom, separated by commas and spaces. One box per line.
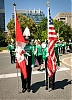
7, 38, 72, 93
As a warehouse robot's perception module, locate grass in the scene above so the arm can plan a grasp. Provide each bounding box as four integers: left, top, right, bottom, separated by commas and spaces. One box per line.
0, 47, 7, 52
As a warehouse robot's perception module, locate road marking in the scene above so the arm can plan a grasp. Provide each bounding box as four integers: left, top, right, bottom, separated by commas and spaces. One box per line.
0, 67, 70, 79
62, 57, 72, 67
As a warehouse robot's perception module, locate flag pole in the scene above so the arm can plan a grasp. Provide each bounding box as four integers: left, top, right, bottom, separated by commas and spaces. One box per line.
46, 1, 50, 90
13, 3, 19, 93
13, 3, 16, 33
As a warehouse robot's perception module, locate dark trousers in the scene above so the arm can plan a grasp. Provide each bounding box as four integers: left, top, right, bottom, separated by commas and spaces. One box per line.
63, 46, 65, 54
10, 50, 15, 64
45, 58, 55, 89
21, 72, 26, 89
21, 56, 32, 89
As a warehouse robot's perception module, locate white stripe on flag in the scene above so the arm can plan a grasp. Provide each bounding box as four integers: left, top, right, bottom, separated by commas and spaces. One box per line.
48, 34, 57, 38
48, 41, 54, 48
48, 30, 55, 32
49, 25, 54, 27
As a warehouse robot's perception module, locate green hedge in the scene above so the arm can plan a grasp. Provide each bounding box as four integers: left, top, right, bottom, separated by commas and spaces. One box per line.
0, 47, 7, 52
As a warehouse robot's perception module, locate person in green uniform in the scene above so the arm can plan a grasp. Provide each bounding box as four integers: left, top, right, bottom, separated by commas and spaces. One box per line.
62, 41, 66, 54
58, 41, 62, 54
42, 43, 49, 90
34, 40, 43, 71
54, 42, 60, 68
69, 40, 72, 53
60, 41, 63, 54
21, 36, 33, 93
31, 39, 36, 68
42, 42, 55, 91
7, 39, 15, 64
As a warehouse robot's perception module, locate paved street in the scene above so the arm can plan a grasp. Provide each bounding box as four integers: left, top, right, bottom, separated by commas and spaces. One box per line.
0, 52, 72, 100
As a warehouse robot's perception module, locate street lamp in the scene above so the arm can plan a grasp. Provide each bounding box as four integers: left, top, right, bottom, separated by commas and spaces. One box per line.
57, 23, 65, 40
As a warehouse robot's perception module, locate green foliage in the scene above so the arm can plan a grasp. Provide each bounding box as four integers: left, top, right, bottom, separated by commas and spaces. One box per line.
0, 32, 7, 47
0, 47, 7, 52
53, 20, 64, 33
6, 14, 37, 44
53, 20, 72, 42
6, 13, 72, 43
60, 24, 72, 42
5, 35, 12, 44
59, 37, 64, 41
34, 17, 72, 42
41, 30, 47, 42
34, 17, 47, 41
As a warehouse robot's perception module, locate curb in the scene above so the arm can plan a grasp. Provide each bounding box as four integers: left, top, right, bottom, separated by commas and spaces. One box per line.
0, 50, 9, 54
61, 57, 72, 67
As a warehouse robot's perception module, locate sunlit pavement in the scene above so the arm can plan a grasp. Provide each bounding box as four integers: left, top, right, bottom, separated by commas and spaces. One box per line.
0, 53, 71, 100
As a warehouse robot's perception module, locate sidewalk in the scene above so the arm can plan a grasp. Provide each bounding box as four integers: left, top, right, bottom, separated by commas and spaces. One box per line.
60, 53, 72, 67
0, 50, 9, 54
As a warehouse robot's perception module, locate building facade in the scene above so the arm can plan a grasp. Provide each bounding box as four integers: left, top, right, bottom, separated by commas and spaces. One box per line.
0, 0, 5, 32
53, 12, 72, 28
13, 9, 45, 25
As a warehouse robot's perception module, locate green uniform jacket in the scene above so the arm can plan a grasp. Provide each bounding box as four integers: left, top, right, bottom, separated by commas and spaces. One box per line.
7, 43, 16, 55
42, 47, 48, 60
24, 43, 35, 67
54, 43, 60, 67
8, 44, 15, 51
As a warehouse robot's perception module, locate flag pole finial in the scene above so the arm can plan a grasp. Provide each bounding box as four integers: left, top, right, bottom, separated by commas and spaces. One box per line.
46, 1, 50, 7
13, 3, 16, 6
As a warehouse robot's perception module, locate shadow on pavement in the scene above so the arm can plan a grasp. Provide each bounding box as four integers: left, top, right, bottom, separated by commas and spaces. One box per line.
31, 79, 71, 93
31, 80, 45, 93
54, 79, 71, 90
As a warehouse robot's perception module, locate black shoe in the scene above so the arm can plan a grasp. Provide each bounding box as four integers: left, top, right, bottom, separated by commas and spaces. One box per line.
52, 87, 54, 90
39, 69, 43, 71
45, 87, 48, 90
11, 62, 13, 64
22, 88, 26, 93
27, 89, 30, 92
37, 68, 40, 71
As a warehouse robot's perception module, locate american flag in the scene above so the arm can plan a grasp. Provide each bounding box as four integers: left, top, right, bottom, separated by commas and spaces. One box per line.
47, 7, 58, 77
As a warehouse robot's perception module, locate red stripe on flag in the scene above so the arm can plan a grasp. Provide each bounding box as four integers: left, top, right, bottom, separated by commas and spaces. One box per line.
49, 27, 55, 30
48, 32, 57, 35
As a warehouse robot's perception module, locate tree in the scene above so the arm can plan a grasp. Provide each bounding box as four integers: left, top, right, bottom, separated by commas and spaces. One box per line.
7, 14, 72, 43
60, 24, 72, 42
34, 17, 47, 41
34, 18, 72, 42
0, 32, 7, 47
6, 14, 37, 43
41, 30, 47, 42
53, 20, 72, 42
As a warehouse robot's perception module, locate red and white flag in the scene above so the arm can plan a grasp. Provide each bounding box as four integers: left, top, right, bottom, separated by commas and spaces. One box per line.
14, 8, 27, 79
47, 7, 58, 77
